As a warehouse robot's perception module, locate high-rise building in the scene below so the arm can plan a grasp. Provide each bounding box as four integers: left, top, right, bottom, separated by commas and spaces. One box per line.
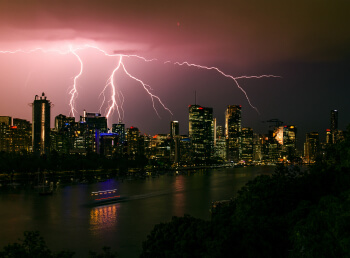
146, 134, 171, 164
304, 132, 319, 163
326, 129, 331, 144
281, 125, 297, 161
170, 121, 180, 163
51, 114, 76, 154
170, 121, 179, 138
32, 93, 51, 155
55, 114, 75, 131
213, 125, 226, 161
12, 118, 32, 152
252, 133, 264, 162
0, 117, 32, 153
112, 122, 126, 144
99, 132, 119, 158
225, 105, 241, 162
126, 126, 143, 160
189, 105, 214, 163
80, 111, 107, 133
330, 110, 338, 144
0, 116, 12, 152
241, 127, 253, 162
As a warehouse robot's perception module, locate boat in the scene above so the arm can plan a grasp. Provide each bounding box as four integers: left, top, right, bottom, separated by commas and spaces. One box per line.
89, 189, 128, 206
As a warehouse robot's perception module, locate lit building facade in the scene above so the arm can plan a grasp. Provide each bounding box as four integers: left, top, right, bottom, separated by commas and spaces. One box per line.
304, 132, 319, 163
189, 105, 214, 163
213, 125, 226, 161
112, 122, 126, 145
126, 127, 144, 160
281, 125, 297, 161
225, 105, 241, 162
32, 93, 51, 155
170, 121, 180, 164
0, 117, 32, 153
51, 114, 76, 154
330, 110, 339, 144
241, 127, 253, 162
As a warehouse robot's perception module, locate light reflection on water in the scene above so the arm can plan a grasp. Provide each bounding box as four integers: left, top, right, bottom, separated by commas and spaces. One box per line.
0, 167, 276, 257
90, 204, 119, 235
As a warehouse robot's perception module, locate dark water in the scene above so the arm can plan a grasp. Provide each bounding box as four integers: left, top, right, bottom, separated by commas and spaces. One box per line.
0, 166, 274, 257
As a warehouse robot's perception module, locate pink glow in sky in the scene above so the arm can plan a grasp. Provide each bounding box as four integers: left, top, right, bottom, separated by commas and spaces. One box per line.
0, 0, 350, 138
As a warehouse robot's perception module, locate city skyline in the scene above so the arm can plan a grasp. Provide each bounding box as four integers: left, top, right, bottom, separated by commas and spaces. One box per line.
0, 93, 342, 155
0, 0, 349, 142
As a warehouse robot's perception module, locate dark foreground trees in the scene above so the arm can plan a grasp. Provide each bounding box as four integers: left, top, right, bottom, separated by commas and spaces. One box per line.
141, 136, 350, 257
0, 231, 117, 258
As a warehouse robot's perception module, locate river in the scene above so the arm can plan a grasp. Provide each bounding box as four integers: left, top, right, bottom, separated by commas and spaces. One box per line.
0, 166, 275, 257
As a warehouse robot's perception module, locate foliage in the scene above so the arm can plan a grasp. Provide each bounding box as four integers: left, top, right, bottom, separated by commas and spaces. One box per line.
141, 215, 212, 258
0, 231, 118, 258
0, 231, 74, 258
141, 129, 350, 257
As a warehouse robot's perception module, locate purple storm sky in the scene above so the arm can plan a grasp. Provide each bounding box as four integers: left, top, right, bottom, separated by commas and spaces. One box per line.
0, 0, 350, 144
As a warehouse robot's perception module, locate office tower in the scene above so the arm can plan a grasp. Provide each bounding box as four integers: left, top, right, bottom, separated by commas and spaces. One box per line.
213, 124, 226, 161
0, 116, 12, 152
326, 129, 331, 144
178, 136, 192, 165
330, 110, 338, 144
80, 111, 107, 133
252, 133, 264, 162
12, 118, 32, 152
32, 93, 51, 155
304, 132, 319, 163
281, 125, 297, 161
216, 125, 224, 138
225, 105, 241, 162
170, 121, 180, 163
241, 127, 253, 162
99, 132, 119, 158
55, 114, 75, 131
170, 121, 179, 138
0, 117, 32, 153
78, 111, 108, 154
51, 114, 76, 154
189, 105, 214, 163
146, 134, 170, 164
126, 126, 143, 160
112, 122, 126, 144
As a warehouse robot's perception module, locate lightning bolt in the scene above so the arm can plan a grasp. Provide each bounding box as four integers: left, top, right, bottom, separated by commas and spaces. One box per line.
69, 46, 83, 117
0, 45, 170, 124
168, 61, 282, 114
0, 44, 281, 124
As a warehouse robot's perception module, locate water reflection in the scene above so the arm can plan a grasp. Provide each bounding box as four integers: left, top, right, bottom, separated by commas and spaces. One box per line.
89, 204, 119, 234
173, 176, 185, 216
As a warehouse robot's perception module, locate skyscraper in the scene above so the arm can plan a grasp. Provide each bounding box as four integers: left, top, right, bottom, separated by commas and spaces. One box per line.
304, 132, 319, 163
51, 114, 76, 154
281, 125, 297, 161
330, 110, 338, 144
189, 105, 214, 163
126, 126, 143, 160
80, 111, 107, 132
225, 105, 241, 162
170, 121, 180, 164
241, 127, 253, 162
32, 93, 51, 155
170, 121, 179, 138
112, 122, 126, 144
